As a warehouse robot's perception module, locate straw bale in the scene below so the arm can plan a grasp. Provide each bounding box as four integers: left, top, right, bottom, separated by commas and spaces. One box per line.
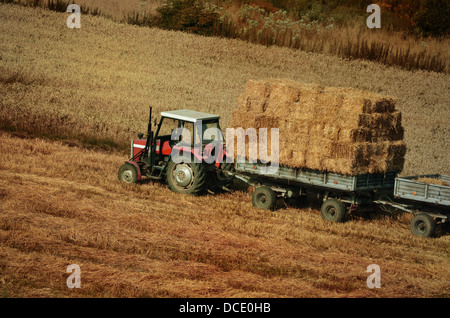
338, 89, 396, 114
231, 109, 253, 128
338, 128, 372, 143
231, 79, 406, 175
357, 111, 402, 131
245, 80, 272, 100
254, 115, 280, 129
290, 150, 306, 167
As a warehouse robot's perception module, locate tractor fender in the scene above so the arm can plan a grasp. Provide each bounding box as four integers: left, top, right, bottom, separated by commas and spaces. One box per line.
171, 145, 203, 163
126, 160, 142, 181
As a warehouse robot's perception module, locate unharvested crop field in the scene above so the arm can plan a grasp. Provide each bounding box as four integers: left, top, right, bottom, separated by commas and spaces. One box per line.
0, 4, 449, 298
0, 4, 448, 176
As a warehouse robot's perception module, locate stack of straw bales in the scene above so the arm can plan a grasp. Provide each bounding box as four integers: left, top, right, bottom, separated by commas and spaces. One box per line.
231, 79, 406, 175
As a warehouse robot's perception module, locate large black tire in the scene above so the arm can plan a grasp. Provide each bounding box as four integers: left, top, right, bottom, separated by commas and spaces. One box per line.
166, 159, 207, 195
118, 163, 138, 184
320, 198, 346, 222
252, 186, 277, 210
410, 213, 436, 237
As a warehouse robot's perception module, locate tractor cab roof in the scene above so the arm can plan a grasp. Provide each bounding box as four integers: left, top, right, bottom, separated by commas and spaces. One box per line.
160, 109, 220, 123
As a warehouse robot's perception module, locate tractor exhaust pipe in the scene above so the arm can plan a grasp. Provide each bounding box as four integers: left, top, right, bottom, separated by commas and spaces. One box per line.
145, 106, 154, 162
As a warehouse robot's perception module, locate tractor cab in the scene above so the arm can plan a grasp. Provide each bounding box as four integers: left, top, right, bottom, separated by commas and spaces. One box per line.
118, 108, 234, 195
155, 109, 223, 160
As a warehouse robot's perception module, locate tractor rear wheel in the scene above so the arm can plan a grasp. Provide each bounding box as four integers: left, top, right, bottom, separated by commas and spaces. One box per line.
166, 160, 207, 195
118, 163, 138, 184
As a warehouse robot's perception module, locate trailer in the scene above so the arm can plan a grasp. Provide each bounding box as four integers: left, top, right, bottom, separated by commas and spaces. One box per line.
234, 160, 397, 222
119, 108, 448, 237
375, 174, 450, 237
233, 161, 450, 237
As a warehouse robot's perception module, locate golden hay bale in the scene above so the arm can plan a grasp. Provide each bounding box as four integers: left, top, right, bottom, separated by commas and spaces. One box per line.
228, 132, 258, 161
289, 149, 305, 167
322, 158, 365, 175
254, 115, 280, 129
338, 128, 372, 143
335, 88, 396, 114
231, 109, 253, 128
357, 112, 402, 130
322, 123, 341, 140
320, 141, 406, 175
231, 79, 406, 175
245, 80, 272, 100
237, 95, 267, 113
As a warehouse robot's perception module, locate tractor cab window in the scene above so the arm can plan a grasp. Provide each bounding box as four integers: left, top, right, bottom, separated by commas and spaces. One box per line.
158, 117, 222, 146
200, 121, 223, 145
157, 118, 192, 145
174, 120, 223, 146
178, 121, 194, 145
158, 118, 178, 137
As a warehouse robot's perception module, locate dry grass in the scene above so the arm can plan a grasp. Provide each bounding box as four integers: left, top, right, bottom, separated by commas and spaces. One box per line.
0, 5, 449, 297
0, 131, 449, 298
220, 4, 450, 73
5, 0, 449, 73
0, 4, 448, 176
10, 0, 164, 18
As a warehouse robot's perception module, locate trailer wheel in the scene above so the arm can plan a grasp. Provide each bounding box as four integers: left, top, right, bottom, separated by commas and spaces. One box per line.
166, 160, 207, 195
320, 198, 346, 222
118, 163, 138, 184
410, 213, 436, 237
252, 186, 277, 210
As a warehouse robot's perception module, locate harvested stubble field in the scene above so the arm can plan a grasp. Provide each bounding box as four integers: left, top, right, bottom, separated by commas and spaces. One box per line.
0, 131, 449, 297
0, 4, 449, 298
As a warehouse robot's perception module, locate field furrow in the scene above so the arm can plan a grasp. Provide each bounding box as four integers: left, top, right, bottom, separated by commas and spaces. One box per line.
0, 132, 448, 297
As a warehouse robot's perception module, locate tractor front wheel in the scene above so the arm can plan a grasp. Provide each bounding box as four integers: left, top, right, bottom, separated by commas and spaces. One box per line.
166, 160, 207, 195
118, 163, 138, 184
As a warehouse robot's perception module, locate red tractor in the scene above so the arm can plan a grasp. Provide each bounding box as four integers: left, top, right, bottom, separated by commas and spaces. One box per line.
118, 108, 234, 194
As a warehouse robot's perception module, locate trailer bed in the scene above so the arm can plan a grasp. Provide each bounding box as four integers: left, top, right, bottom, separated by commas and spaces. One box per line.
235, 161, 397, 192
394, 174, 450, 206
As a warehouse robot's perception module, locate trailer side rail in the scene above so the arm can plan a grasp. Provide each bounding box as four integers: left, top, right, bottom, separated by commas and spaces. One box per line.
394, 174, 450, 206
235, 161, 397, 192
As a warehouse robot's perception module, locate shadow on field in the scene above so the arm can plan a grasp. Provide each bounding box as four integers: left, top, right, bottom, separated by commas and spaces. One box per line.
280, 194, 450, 238
132, 176, 450, 238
